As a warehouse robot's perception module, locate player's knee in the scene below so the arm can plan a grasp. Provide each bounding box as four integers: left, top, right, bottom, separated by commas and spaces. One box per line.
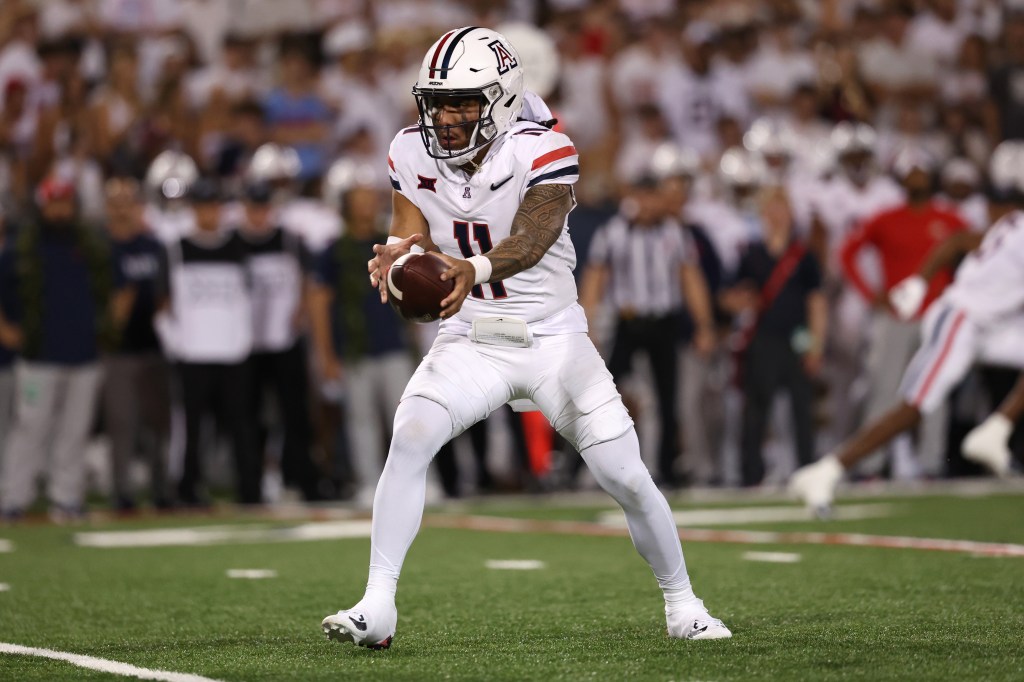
389, 397, 453, 466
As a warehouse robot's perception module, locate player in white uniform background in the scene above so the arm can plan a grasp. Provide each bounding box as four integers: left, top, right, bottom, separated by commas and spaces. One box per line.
322, 26, 731, 649
790, 140, 1024, 512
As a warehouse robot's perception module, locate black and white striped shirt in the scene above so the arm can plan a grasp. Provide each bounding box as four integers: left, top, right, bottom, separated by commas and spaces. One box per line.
588, 216, 695, 317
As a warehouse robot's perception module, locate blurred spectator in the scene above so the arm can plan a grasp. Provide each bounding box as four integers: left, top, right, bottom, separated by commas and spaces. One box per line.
936, 157, 988, 231
309, 161, 414, 507
262, 37, 333, 182
321, 21, 399, 173
156, 178, 259, 505
237, 182, 320, 501
839, 149, 967, 477
89, 41, 141, 175
0, 175, 126, 520
0, 4, 42, 111
102, 177, 170, 511
745, 17, 817, 113
580, 175, 715, 487
210, 99, 267, 181
721, 186, 826, 487
659, 21, 750, 160
0, 204, 13, 485
651, 144, 726, 485
988, 10, 1024, 141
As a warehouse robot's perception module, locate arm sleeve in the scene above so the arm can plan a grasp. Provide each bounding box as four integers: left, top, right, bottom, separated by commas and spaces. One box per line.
839, 216, 878, 303
523, 130, 580, 191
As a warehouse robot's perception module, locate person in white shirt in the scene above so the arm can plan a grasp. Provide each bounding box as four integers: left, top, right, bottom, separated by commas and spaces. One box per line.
321, 26, 731, 650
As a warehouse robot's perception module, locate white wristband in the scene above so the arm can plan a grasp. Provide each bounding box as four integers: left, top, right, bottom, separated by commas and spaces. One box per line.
467, 255, 492, 285
386, 235, 423, 253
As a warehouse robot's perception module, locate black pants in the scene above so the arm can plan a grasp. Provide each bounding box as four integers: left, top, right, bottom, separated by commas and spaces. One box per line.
740, 333, 815, 486
606, 315, 681, 484
251, 342, 319, 499
176, 361, 261, 504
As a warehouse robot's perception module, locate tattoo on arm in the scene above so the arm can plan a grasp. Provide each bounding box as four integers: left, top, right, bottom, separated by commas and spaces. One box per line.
484, 184, 573, 281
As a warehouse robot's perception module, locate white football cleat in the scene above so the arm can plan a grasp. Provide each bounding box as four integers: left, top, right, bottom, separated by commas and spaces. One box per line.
666, 601, 732, 640
322, 594, 397, 650
962, 414, 1013, 478
789, 455, 843, 516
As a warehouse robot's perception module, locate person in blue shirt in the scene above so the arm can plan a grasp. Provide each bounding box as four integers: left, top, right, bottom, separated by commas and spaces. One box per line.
262, 39, 334, 183
308, 163, 415, 507
102, 177, 171, 511
0, 175, 130, 521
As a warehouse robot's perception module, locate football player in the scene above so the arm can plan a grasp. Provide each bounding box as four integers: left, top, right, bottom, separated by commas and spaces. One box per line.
322, 27, 732, 649
790, 141, 1024, 512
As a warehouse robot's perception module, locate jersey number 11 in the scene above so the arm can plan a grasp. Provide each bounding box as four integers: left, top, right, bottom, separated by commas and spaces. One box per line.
453, 221, 508, 299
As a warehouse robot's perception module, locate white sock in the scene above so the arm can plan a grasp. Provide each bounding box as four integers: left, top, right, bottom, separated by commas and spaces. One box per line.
365, 396, 453, 602
579, 429, 700, 611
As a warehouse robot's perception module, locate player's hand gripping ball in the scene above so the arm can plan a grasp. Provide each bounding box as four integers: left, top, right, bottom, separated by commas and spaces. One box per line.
387, 253, 455, 322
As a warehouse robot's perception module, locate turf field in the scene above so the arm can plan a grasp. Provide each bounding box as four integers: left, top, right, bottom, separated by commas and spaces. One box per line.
1, 485, 1022, 681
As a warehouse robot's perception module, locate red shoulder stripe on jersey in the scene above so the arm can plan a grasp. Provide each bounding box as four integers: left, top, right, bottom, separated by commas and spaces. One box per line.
402, 126, 420, 134
531, 145, 577, 170
429, 31, 456, 78
387, 155, 395, 171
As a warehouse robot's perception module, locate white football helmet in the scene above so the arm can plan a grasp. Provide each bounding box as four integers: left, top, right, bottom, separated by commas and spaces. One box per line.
988, 140, 1024, 197
323, 158, 377, 210
830, 121, 877, 185
412, 27, 525, 164
719, 147, 767, 188
496, 22, 559, 99
145, 150, 199, 201
650, 143, 701, 181
247, 143, 301, 183
743, 118, 792, 160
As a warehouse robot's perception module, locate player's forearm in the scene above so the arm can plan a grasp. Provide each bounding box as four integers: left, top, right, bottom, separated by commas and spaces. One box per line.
919, 232, 982, 282
681, 264, 714, 332
807, 290, 828, 355
484, 184, 573, 281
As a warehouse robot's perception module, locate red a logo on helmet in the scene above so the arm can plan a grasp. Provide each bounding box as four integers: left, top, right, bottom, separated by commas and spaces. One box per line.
488, 40, 518, 75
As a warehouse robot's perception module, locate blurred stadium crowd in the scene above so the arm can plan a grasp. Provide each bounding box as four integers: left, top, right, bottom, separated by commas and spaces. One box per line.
0, 0, 1021, 517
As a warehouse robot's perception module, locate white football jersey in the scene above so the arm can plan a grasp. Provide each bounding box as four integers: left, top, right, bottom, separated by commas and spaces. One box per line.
945, 210, 1024, 324
388, 120, 581, 329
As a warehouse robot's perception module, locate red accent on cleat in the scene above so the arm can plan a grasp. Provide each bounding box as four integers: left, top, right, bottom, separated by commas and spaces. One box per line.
368, 636, 392, 650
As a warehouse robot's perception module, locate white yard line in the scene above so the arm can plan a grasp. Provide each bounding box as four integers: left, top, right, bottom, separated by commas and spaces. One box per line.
226, 569, 277, 579
485, 559, 545, 570
0, 643, 224, 682
742, 551, 801, 563
0, 583, 9, 592
74, 520, 372, 549
598, 503, 895, 527
0, 539, 12, 553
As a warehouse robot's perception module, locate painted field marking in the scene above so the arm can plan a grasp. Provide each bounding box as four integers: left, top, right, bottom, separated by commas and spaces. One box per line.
742, 551, 801, 563
0, 539, 12, 553
0, 583, 9, 592
74, 520, 372, 549
0, 642, 224, 682
598, 503, 894, 528
226, 569, 277, 579
485, 559, 545, 570
423, 514, 1024, 558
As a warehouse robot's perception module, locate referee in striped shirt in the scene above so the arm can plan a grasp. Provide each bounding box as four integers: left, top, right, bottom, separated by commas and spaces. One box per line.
580, 176, 715, 487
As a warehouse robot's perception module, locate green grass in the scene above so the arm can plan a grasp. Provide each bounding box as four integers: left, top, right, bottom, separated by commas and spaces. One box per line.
1, 492, 1022, 681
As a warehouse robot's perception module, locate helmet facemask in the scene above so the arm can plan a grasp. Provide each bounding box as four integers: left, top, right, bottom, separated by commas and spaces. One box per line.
413, 82, 505, 164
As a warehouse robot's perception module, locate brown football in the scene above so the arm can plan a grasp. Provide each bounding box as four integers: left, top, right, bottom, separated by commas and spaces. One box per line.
386, 252, 454, 322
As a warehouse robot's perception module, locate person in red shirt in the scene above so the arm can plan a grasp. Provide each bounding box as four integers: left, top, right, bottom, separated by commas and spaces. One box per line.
838, 148, 967, 478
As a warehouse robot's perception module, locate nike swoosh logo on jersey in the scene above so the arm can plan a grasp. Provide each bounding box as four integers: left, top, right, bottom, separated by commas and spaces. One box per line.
490, 175, 514, 191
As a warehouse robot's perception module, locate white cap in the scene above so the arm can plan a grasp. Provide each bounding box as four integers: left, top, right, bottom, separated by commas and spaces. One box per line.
324, 21, 372, 57
941, 157, 979, 187
890, 146, 935, 178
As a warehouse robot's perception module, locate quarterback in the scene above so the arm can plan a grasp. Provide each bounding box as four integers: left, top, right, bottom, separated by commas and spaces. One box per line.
321, 27, 731, 648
